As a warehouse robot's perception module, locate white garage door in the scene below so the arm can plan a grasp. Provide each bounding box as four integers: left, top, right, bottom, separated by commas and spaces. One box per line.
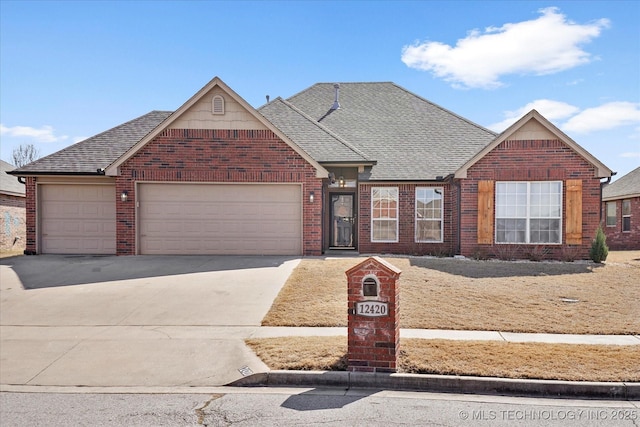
138, 183, 302, 255
39, 184, 116, 254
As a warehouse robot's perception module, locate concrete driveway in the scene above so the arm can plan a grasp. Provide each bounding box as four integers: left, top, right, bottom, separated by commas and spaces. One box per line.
0, 255, 300, 387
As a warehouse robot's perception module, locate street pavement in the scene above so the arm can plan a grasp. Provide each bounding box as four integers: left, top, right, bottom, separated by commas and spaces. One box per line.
1, 255, 638, 395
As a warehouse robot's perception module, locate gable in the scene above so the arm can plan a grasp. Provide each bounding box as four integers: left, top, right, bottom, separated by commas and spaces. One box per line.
169, 86, 267, 130
508, 119, 556, 141
455, 110, 612, 179
106, 77, 327, 178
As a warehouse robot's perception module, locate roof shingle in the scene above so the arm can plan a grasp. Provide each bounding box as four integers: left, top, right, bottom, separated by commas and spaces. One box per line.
10, 111, 171, 174
283, 82, 497, 180
603, 166, 640, 200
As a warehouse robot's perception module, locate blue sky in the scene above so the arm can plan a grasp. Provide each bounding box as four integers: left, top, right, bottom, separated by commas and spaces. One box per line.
1, 1, 639, 179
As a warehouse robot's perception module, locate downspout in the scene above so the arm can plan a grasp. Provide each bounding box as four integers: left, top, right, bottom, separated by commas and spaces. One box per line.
453, 176, 461, 256
599, 173, 615, 224
440, 174, 459, 255
17, 176, 26, 184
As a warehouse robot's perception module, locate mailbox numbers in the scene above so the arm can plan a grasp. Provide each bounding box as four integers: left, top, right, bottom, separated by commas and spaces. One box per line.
355, 301, 388, 317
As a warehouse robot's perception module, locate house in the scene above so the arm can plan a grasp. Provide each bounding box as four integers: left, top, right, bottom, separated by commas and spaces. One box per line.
7, 77, 613, 260
602, 166, 640, 250
0, 160, 26, 253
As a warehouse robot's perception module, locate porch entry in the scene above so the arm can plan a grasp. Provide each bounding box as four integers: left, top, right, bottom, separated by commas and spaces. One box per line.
330, 194, 356, 248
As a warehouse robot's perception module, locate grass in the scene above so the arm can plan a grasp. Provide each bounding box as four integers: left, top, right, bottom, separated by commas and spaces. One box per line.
262, 251, 640, 334
246, 336, 640, 382
0, 250, 23, 259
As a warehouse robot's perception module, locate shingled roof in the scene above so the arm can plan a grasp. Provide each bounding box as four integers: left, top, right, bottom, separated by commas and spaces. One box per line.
281, 82, 497, 180
258, 97, 371, 164
603, 166, 640, 200
8, 82, 498, 180
9, 111, 171, 175
1, 160, 25, 196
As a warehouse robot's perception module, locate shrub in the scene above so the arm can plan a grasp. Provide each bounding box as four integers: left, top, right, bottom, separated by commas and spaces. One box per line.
560, 245, 582, 262
493, 244, 520, 261
524, 245, 551, 262
589, 226, 609, 263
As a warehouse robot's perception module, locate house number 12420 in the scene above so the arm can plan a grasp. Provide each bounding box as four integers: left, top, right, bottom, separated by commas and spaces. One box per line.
355, 301, 388, 317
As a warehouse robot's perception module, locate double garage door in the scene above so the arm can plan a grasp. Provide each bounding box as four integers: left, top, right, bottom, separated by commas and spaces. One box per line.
138, 183, 301, 255
39, 183, 302, 255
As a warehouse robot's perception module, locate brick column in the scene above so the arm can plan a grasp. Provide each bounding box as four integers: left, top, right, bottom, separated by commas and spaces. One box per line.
346, 257, 401, 373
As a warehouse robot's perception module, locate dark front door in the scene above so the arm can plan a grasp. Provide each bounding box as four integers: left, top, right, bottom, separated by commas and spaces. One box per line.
331, 194, 356, 248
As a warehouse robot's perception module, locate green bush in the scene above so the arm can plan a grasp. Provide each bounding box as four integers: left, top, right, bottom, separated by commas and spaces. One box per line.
589, 226, 609, 263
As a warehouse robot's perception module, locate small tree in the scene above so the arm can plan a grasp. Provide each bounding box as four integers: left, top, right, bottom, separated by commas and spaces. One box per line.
589, 226, 609, 263
12, 144, 41, 167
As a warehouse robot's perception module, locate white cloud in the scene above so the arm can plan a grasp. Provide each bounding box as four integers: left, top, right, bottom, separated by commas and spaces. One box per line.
488, 99, 579, 132
562, 102, 640, 133
0, 123, 68, 143
401, 7, 610, 89
620, 152, 640, 158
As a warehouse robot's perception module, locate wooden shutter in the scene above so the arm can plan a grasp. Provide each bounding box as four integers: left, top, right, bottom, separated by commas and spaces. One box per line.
565, 179, 582, 244
477, 180, 494, 244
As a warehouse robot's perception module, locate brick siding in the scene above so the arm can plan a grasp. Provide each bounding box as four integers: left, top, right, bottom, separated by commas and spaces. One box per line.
602, 197, 640, 250
0, 194, 26, 253
357, 182, 457, 256
24, 177, 37, 255
116, 128, 323, 255
460, 139, 603, 260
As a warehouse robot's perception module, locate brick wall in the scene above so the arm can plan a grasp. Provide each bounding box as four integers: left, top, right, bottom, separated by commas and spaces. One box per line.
460, 139, 603, 260
0, 194, 26, 253
116, 128, 323, 255
347, 257, 401, 373
24, 177, 37, 255
602, 197, 640, 250
358, 182, 457, 256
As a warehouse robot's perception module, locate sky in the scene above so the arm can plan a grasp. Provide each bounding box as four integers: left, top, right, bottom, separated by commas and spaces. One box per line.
1, 0, 639, 179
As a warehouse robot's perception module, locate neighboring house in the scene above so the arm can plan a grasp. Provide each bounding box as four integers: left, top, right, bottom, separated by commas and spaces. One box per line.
602, 166, 640, 250
8, 77, 613, 259
1, 160, 26, 253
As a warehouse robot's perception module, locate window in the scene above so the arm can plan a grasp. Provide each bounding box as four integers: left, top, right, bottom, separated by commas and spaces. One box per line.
606, 202, 617, 227
622, 200, 631, 232
415, 187, 443, 242
371, 187, 398, 242
495, 181, 562, 244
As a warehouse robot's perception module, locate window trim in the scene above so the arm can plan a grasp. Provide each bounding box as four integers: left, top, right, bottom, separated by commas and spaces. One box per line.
606, 201, 617, 227
495, 181, 563, 245
622, 199, 631, 232
415, 187, 443, 243
371, 187, 399, 243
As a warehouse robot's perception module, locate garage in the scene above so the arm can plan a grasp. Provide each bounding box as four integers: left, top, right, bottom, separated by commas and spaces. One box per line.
39, 184, 116, 254
138, 183, 302, 255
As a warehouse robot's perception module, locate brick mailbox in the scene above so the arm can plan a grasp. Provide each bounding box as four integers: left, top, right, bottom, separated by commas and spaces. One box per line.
346, 256, 402, 373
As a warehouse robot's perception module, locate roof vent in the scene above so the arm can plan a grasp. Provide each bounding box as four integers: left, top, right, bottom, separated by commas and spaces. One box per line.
212, 95, 225, 115
331, 83, 341, 110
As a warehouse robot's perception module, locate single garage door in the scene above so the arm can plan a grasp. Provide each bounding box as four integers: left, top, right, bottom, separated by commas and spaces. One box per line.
138, 183, 302, 255
39, 184, 116, 254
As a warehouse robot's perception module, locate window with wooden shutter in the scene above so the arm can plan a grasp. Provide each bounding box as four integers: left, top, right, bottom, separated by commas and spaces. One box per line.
565, 179, 582, 244
477, 180, 494, 244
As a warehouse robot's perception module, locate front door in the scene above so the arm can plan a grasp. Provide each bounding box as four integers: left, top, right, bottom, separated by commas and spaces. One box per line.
330, 194, 356, 248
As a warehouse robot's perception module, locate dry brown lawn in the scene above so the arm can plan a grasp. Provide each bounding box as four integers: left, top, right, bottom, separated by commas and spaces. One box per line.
262, 251, 640, 334
246, 336, 640, 382
0, 250, 23, 259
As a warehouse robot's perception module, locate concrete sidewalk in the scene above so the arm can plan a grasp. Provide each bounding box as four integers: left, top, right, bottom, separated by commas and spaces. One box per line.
252, 326, 640, 345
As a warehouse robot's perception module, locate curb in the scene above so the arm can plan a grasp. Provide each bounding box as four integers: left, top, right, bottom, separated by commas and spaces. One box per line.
228, 371, 640, 400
